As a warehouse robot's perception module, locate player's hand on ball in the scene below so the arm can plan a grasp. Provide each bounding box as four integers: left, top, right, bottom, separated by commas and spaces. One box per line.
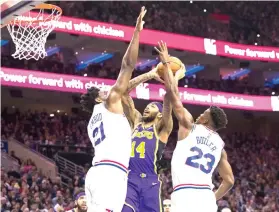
175, 64, 186, 81
136, 6, 147, 31
149, 67, 165, 84
154, 41, 169, 64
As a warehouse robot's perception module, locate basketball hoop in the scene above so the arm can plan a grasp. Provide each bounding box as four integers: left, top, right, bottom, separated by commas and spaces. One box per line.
7, 3, 62, 60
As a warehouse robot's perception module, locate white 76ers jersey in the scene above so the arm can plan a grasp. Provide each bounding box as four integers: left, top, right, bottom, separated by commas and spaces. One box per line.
171, 124, 224, 189
87, 103, 132, 168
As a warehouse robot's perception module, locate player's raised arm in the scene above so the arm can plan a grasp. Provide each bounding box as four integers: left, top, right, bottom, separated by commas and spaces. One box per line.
154, 41, 193, 130
126, 67, 164, 93
157, 93, 173, 142
215, 150, 234, 200
107, 7, 146, 108
122, 68, 164, 127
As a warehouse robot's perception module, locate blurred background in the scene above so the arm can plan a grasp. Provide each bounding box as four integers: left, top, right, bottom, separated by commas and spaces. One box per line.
1, 1, 279, 212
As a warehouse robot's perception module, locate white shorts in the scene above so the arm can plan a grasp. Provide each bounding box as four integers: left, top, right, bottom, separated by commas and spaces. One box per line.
85, 162, 128, 212
171, 187, 217, 212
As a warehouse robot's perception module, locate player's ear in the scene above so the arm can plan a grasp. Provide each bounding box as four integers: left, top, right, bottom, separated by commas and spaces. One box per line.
95, 97, 102, 103
157, 112, 162, 119
203, 118, 209, 125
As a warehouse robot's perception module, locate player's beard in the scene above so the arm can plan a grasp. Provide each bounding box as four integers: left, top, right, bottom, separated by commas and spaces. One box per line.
142, 115, 156, 123
76, 204, 87, 212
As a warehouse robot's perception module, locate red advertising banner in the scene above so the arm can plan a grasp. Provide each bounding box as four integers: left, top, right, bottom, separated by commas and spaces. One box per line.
21, 12, 279, 62
1, 67, 278, 112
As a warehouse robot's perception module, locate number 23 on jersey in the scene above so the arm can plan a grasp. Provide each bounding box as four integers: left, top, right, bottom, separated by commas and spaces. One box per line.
185, 146, 216, 174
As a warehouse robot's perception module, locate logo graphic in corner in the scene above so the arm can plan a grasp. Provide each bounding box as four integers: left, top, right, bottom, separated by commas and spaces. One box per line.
271, 96, 279, 111
106, 209, 113, 212
136, 83, 150, 100
204, 38, 217, 55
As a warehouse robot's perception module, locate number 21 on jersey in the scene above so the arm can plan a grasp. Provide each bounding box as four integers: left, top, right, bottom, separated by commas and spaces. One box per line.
92, 122, 106, 146
185, 146, 216, 174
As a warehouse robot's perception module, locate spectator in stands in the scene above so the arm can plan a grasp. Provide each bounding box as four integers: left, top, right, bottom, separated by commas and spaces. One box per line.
163, 199, 171, 212
53, 1, 278, 46
2, 107, 278, 211
65, 189, 87, 212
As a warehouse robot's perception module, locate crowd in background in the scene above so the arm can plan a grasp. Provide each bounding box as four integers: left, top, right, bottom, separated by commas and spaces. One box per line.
2, 55, 278, 96
54, 1, 279, 46
2, 109, 279, 211
1, 155, 85, 212
2, 1, 279, 96
2, 2, 279, 211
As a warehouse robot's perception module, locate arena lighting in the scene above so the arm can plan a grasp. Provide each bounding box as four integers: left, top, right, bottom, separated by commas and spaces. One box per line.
185, 65, 205, 77
270, 77, 279, 85
272, 92, 275, 95
76, 53, 114, 71
136, 59, 159, 70
57, 110, 60, 113
84, 73, 87, 76
222, 69, 251, 80
50, 114, 54, 117
46, 47, 60, 57
0, 40, 9, 46
257, 34, 260, 37
255, 43, 258, 45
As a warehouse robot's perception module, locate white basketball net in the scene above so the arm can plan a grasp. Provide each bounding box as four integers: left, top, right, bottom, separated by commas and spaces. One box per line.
7, 5, 62, 60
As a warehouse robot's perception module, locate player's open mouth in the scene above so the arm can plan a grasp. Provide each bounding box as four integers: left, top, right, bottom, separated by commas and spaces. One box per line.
143, 111, 150, 115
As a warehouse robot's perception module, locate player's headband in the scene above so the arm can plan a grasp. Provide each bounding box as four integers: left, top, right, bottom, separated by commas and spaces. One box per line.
151, 102, 163, 113
75, 192, 85, 200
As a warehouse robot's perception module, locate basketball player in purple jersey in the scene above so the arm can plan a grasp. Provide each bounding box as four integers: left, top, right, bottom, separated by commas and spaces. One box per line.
155, 41, 234, 211
121, 68, 184, 212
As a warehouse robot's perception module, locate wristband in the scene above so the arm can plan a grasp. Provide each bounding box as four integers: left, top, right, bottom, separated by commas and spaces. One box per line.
162, 61, 170, 65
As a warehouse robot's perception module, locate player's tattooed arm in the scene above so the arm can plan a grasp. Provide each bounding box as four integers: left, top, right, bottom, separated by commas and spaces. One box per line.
122, 95, 142, 128
107, 7, 146, 110
154, 41, 193, 130
157, 93, 173, 143
215, 150, 234, 200
122, 68, 164, 127
127, 68, 163, 93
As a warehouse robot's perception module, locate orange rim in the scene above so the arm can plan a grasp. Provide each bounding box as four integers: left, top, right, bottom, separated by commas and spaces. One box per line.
8, 3, 62, 25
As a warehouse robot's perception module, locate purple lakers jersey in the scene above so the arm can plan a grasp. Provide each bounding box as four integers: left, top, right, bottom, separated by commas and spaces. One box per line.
128, 123, 164, 175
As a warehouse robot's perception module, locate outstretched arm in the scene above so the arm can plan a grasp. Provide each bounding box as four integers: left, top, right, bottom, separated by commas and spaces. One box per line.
215, 150, 234, 200
122, 68, 164, 127
122, 95, 142, 129
154, 41, 193, 130
106, 7, 146, 112
157, 93, 173, 143
127, 68, 163, 93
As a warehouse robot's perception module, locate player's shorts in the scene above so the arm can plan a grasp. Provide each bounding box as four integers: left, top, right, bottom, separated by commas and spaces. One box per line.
85, 160, 128, 212
122, 172, 163, 212
171, 184, 218, 212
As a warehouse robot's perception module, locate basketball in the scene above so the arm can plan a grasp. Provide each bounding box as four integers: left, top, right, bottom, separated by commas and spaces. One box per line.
157, 56, 183, 79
